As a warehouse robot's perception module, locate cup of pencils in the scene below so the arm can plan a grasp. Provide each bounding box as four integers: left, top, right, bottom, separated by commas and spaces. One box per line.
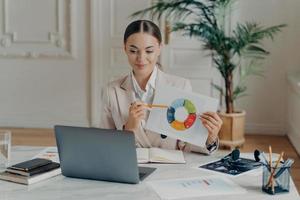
261, 146, 294, 195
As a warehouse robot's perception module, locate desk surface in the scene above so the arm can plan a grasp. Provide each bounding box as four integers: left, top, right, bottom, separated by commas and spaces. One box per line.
0, 146, 299, 200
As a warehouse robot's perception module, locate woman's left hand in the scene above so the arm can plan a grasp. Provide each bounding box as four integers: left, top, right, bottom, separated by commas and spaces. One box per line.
199, 112, 223, 145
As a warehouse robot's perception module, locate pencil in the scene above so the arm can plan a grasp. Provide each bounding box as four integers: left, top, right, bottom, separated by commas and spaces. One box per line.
145, 104, 169, 108
269, 146, 272, 168
268, 146, 274, 193
267, 151, 284, 187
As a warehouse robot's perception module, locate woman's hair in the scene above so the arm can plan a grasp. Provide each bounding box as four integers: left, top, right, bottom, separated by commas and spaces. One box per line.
123, 20, 162, 44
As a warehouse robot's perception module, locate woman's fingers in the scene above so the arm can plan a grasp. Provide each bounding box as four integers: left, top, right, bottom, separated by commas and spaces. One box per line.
130, 103, 146, 114
131, 101, 146, 110
204, 112, 222, 124
136, 112, 145, 120
202, 121, 213, 132
201, 118, 215, 130
131, 100, 144, 107
200, 114, 218, 127
131, 106, 146, 115
135, 109, 145, 117
200, 112, 222, 128
129, 102, 146, 120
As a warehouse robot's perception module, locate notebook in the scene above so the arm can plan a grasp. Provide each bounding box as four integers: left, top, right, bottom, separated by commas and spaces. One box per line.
137, 148, 185, 164
6, 162, 60, 177
8, 158, 52, 172
0, 168, 61, 185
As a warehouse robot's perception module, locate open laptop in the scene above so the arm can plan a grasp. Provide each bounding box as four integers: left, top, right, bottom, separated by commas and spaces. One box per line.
54, 125, 156, 184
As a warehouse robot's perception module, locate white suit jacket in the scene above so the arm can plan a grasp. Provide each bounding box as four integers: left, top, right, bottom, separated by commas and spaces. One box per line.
100, 68, 218, 154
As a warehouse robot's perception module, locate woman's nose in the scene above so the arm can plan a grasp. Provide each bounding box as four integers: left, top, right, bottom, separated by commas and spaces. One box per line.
137, 52, 146, 62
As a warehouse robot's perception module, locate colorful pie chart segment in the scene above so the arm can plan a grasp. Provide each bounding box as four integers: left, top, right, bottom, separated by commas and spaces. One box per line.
167, 98, 197, 131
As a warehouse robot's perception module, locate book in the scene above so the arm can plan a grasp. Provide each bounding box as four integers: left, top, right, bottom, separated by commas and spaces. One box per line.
8, 158, 52, 172
6, 162, 60, 177
0, 168, 61, 185
136, 148, 185, 164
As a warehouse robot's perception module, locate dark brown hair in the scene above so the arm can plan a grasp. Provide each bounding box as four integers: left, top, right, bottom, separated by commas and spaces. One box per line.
123, 20, 162, 44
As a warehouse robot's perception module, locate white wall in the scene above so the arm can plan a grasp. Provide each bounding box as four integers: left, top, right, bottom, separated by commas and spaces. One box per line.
231, 0, 300, 135
1, 0, 299, 136
0, 0, 91, 128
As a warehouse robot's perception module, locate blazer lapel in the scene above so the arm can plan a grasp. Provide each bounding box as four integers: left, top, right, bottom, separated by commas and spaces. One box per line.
115, 75, 134, 126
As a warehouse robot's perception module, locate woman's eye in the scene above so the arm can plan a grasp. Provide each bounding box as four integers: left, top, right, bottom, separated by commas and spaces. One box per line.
129, 50, 137, 53
146, 51, 154, 54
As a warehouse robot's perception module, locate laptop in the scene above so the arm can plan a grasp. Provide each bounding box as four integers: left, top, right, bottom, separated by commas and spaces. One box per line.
54, 125, 156, 184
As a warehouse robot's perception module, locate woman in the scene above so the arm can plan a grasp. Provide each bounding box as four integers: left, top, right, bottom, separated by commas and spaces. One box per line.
100, 20, 222, 154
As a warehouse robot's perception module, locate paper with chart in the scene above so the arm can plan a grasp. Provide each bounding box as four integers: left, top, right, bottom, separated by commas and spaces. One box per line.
146, 86, 219, 147
147, 176, 246, 199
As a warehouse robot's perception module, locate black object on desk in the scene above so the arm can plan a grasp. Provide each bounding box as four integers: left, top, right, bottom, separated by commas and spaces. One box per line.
8, 158, 52, 172
199, 149, 262, 176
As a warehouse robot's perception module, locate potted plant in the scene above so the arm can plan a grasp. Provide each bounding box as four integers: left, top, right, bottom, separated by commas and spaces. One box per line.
132, 0, 285, 149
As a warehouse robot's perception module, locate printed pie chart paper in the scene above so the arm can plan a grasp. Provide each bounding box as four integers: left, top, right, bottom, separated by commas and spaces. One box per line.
146, 86, 219, 147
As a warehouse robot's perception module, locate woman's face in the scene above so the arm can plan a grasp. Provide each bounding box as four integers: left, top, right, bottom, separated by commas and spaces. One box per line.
124, 32, 161, 77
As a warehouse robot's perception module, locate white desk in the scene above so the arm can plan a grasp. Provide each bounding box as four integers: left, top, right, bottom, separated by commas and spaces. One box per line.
0, 146, 299, 200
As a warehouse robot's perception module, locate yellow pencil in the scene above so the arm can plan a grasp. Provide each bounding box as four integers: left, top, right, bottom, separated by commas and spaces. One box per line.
268, 146, 274, 193
269, 146, 272, 167
267, 151, 284, 187
145, 104, 169, 108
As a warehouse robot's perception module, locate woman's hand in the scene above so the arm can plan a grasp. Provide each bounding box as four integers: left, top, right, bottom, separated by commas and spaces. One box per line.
199, 112, 223, 145
124, 101, 146, 133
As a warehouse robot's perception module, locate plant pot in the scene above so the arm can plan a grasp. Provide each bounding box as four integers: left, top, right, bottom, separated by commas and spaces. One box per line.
217, 110, 246, 149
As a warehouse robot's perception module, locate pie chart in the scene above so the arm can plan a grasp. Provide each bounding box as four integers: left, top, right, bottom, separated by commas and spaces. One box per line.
166, 98, 197, 131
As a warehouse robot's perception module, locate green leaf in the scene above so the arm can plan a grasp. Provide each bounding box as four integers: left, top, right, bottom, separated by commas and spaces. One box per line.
232, 85, 247, 100
211, 83, 224, 96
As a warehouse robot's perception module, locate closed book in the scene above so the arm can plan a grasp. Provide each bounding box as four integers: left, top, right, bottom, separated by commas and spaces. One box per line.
0, 168, 61, 185
8, 158, 52, 172
6, 162, 60, 177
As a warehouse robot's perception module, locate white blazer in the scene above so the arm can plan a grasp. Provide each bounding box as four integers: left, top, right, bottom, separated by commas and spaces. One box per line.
100, 68, 217, 154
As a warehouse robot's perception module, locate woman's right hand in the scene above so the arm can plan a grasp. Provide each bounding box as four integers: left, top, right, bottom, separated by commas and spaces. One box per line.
124, 101, 146, 132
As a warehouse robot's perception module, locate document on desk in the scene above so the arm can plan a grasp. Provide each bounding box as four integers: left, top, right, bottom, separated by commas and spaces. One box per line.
32, 147, 60, 163
147, 176, 246, 199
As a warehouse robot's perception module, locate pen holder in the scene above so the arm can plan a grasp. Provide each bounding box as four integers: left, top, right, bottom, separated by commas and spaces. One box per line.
262, 164, 290, 195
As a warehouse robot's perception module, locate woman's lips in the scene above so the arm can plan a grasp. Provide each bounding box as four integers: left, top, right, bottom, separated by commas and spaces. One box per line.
135, 64, 146, 68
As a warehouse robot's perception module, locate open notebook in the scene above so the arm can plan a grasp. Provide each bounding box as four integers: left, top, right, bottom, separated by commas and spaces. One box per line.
137, 148, 185, 164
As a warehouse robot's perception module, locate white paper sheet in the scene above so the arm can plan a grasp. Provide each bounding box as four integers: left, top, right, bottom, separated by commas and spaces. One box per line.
146, 86, 219, 147
147, 176, 247, 199
32, 147, 60, 163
